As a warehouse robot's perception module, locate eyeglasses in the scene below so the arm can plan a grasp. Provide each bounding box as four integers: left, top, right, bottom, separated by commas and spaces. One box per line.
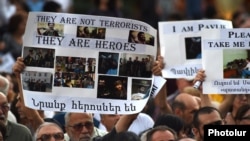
68, 121, 93, 131
0, 104, 9, 112
36, 132, 64, 141
205, 120, 223, 126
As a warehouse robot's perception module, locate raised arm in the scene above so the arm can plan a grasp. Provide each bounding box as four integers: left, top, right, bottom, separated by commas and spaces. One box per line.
13, 57, 44, 130
152, 56, 172, 114
193, 69, 213, 107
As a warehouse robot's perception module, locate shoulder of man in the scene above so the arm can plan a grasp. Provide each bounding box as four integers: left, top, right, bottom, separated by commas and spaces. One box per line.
6, 121, 33, 140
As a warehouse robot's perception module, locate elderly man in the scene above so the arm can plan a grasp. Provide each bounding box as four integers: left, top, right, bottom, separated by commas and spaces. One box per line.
35, 122, 65, 141
64, 112, 139, 141
64, 112, 107, 141
0, 92, 33, 140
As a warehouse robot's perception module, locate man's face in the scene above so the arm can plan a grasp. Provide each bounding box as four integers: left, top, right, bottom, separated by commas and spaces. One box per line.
0, 93, 9, 125
115, 84, 122, 91
182, 101, 199, 126
238, 109, 250, 125
101, 114, 121, 132
139, 33, 146, 42
15, 95, 26, 119
194, 111, 223, 141
36, 125, 64, 141
233, 94, 249, 109
48, 23, 55, 30
66, 113, 94, 141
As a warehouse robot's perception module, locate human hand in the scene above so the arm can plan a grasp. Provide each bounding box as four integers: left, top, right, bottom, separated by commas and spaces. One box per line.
152, 56, 164, 76
12, 57, 25, 77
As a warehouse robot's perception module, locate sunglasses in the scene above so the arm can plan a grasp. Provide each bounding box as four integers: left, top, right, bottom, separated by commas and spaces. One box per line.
68, 121, 93, 131
36, 132, 64, 141
205, 120, 223, 126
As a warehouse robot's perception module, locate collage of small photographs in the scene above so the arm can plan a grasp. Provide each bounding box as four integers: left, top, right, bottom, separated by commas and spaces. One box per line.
21, 22, 156, 101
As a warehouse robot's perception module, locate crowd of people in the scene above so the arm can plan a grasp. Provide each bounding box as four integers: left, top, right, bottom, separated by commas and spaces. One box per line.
0, 0, 250, 141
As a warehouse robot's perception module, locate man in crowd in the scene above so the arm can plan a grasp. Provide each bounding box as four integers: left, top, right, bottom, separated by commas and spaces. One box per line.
35, 122, 65, 141
0, 91, 33, 140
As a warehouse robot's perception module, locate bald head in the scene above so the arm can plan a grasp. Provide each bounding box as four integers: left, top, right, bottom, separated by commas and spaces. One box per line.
175, 93, 199, 106
172, 93, 200, 126
0, 75, 9, 95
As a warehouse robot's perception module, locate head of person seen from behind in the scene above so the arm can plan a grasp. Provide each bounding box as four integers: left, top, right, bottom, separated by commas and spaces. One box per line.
154, 113, 186, 138
192, 106, 223, 141
42, 1, 62, 12
146, 125, 178, 141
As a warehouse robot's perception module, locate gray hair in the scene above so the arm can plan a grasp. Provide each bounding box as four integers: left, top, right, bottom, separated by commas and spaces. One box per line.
0, 75, 9, 95
64, 112, 93, 126
34, 122, 63, 140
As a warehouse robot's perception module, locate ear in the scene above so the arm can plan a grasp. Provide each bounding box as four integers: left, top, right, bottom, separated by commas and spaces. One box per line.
174, 108, 183, 116
192, 127, 199, 136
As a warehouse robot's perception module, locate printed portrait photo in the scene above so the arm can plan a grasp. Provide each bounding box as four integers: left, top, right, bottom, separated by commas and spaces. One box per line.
97, 75, 128, 100
37, 22, 64, 36
76, 26, 106, 39
22, 71, 53, 92
54, 56, 95, 88
131, 79, 151, 100
23, 46, 55, 68
98, 52, 119, 75
128, 30, 155, 46
223, 49, 250, 79
185, 36, 202, 59
119, 53, 154, 78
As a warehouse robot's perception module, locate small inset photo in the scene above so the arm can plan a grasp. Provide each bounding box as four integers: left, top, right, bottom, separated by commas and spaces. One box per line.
185, 36, 202, 59
23, 46, 55, 68
22, 71, 53, 92
97, 75, 128, 100
128, 30, 155, 46
76, 26, 106, 39
223, 49, 250, 79
37, 22, 64, 36
119, 53, 154, 78
98, 52, 119, 75
54, 56, 96, 88
131, 79, 151, 100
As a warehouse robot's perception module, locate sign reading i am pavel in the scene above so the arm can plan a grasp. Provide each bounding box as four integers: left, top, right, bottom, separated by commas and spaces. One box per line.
158, 19, 232, 79
202, 28, 250, 94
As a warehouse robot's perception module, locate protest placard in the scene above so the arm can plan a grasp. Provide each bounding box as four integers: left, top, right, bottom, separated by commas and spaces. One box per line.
158, 20, 232, 79
202, 28, 250, 94
21, 12, 158, 114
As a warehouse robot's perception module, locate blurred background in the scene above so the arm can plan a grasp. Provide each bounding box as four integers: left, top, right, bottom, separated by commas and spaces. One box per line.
1, 0, 250, 30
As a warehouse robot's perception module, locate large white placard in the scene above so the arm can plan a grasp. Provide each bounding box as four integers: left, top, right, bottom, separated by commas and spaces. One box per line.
158, 20, 232, 79
22, 12, 158, 114
202, 28, 250, 94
